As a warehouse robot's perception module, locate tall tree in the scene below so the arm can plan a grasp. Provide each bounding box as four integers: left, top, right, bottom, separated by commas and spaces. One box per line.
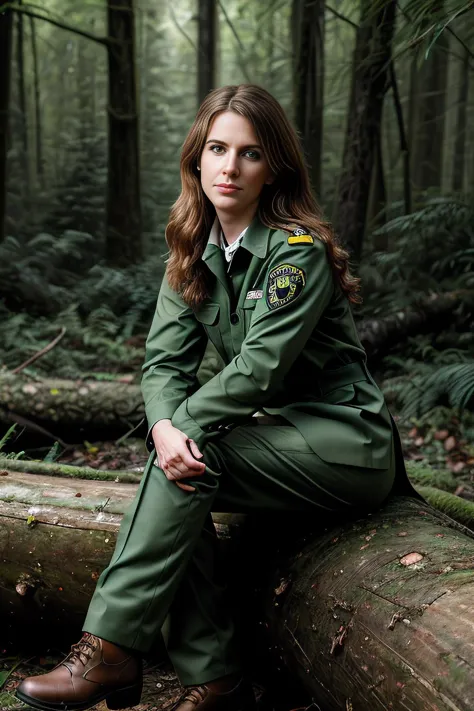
452, 46, 469, 192
413, 29, 449, 192
334, 0, 396, 260
291, 0, 325, 197
106, 0, 142, 266
16, 0, 30, 197
0, 2, 13, 242
197, 0, 217, 105
29, 15, 43, 188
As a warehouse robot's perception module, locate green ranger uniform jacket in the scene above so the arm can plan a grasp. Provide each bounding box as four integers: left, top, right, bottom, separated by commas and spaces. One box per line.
141, 215, 393, 470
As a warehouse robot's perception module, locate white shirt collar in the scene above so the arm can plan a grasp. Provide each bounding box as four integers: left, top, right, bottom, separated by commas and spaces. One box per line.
208, 217, 249, 263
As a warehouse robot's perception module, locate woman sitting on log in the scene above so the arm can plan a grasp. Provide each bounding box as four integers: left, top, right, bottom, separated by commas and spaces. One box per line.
17, 84, 415, 711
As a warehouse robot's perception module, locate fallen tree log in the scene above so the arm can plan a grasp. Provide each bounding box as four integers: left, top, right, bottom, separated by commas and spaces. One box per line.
2, 290, 472, 438
1, 465, 474, 709
265, 498, 474, 710
358, 289, 474, 358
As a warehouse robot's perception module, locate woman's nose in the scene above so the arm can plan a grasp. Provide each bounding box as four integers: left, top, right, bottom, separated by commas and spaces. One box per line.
223, 153, 239, 176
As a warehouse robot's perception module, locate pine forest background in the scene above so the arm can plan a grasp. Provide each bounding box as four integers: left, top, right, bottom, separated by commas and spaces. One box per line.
0, 0, 474, 478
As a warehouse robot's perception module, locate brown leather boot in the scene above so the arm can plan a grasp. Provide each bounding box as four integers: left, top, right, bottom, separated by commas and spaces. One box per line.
169, 675, 256, 710
16, 633, 142, 711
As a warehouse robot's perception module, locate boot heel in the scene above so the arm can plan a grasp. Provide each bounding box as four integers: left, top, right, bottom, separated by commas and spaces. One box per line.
106, 681, 143, 710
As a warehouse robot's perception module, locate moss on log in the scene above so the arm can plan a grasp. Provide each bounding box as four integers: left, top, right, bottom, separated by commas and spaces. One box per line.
0, 456, 141, 483
417, 485, 474, 529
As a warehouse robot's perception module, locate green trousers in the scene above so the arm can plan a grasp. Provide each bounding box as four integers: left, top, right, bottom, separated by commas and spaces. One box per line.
83, 423, 395, 686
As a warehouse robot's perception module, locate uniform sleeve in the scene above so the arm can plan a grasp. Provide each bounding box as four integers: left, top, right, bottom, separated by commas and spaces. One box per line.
141, 276, 208, 449
171, 238, 334, 449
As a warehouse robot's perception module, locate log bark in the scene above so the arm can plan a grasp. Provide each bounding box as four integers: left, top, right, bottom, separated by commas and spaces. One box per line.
0, 465, 243, 652
2, 467, 474, 709
264, 496, 474, 710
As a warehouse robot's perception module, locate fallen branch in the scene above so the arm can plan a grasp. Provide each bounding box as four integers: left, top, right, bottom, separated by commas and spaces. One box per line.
12, 328, 66, 374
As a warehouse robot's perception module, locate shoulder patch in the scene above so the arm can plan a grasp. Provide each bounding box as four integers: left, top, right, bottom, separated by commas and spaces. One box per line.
266, 263, 306, 310
288, 227, 314, 246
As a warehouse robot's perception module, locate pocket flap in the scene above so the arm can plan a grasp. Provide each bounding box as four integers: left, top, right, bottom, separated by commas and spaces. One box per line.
195, 302, 220, 325
242, 298, 259, 310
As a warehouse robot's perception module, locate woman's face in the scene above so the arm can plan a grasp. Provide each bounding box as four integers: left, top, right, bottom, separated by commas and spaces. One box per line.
199, 111, 274, 217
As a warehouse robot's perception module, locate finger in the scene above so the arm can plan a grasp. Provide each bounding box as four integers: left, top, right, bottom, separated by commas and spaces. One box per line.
165, 464, 195, 481
187, 439, 204, 461
175, 480, 196, 493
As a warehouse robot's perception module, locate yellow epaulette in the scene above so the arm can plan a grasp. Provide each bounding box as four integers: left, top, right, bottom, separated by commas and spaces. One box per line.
287, 227, 314, 246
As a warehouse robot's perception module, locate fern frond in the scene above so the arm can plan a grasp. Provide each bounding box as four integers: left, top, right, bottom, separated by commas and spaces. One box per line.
401, 362, 474, 417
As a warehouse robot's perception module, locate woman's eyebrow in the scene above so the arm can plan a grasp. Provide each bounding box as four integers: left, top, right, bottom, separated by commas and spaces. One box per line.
205, 139, 262, 150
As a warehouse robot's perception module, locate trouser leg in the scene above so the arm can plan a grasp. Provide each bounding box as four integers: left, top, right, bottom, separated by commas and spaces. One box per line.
165, 514, 241, 686
165, 424, 396, 685
83, 452, 221, 652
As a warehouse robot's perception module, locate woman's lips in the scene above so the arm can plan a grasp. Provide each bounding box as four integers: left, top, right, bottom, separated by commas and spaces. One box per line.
215, 184, 241, 194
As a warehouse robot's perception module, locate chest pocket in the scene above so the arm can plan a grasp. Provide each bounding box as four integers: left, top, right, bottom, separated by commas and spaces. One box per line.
194, 302, 225, 355
241, 299, 258, 334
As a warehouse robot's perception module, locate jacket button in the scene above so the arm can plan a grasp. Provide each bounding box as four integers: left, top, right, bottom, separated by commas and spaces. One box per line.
230, 313, 239, 325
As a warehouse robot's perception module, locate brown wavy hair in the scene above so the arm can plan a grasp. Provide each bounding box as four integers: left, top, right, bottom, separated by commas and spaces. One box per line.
166, 84, 360, 307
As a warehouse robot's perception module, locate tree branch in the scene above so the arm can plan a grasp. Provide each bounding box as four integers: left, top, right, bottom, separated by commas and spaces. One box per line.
12, 328, 67, 374
167, 1, 197, 52
326, 4, 358, 29
217, 0, 252, 82
9, 6, 110, 46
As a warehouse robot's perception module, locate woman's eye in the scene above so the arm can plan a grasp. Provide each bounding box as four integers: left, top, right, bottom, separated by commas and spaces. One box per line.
244, 150, 260, 160
210, 145, 224, 154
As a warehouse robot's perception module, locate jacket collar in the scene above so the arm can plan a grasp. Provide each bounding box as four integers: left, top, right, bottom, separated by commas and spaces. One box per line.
202, 212, 272, 263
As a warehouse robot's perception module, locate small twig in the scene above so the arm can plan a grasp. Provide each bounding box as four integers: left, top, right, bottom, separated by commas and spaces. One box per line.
326, 4, 358, 29
12, 327, 66, 374
115, 418, 145, 446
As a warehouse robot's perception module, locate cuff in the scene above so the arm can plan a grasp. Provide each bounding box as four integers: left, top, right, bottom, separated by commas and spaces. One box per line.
171, 400, 210, 450
144, 401, 183, 452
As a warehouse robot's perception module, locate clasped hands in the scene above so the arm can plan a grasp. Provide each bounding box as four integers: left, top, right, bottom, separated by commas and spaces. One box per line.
152, 419, 205, 492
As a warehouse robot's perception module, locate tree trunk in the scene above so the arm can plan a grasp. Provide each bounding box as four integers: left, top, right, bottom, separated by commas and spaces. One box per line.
413, 29, 449, 192
333, 0, 396, 260
2, 466, 474, 710
0, 1, 13, 243
291, 0, 325, 197
366, 131, 387, 247
16, 0, 30, 198
452, 47, 469, 192
29, 15, 44, 188
197, 0, 217, 105
106, 0, 142, 267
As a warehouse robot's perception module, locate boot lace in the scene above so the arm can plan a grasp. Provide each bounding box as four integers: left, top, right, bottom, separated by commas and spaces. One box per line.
171, 685, 208, 709
65, 633, 99, 667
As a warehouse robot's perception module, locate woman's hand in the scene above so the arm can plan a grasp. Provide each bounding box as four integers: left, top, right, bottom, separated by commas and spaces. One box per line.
151, 419, 205, 492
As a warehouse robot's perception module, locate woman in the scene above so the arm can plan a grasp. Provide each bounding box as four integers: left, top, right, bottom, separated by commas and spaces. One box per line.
17, 84, 414, 711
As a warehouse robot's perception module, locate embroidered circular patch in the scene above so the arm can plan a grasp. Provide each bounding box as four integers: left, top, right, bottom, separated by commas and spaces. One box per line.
266, 263, 306, 310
